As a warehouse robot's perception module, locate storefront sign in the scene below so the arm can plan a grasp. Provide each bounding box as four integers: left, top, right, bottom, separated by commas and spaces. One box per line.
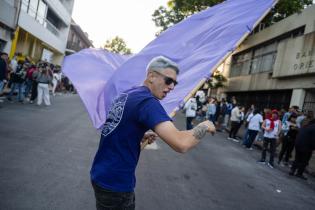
273, 32, 315, 77
293, 50, 314, 71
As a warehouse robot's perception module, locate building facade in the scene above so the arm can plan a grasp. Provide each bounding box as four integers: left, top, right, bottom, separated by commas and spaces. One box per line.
11, 0, 75, 64
0, 0, 20, 53
65, 19, 93, 55
221, 5, 315, 112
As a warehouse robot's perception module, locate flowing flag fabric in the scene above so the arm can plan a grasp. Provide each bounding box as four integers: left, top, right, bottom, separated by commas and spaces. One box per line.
62, 49, 131, 127
62, 0, 276, 129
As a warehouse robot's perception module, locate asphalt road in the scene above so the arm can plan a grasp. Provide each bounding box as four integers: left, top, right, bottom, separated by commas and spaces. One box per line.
0, 94, 315, 210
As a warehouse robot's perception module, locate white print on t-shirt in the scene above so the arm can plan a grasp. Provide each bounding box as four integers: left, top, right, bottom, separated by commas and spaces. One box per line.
101, 93, 128, 137
264, 119, 281, 139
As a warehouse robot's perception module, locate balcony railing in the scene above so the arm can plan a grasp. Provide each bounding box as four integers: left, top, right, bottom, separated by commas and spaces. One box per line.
44, 20, 60, 36
22, 1, 60, 37
66, 41, 84, 52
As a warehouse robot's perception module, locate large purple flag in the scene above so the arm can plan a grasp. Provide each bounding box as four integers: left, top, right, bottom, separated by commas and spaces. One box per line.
63, 0, 276, 129
62, 49, 131, 126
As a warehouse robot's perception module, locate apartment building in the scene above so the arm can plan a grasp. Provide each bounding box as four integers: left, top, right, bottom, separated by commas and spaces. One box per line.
0, 0, 20, 53
65, 19, 93, 55
11, 0, 75, 64
220, 4, 315, 112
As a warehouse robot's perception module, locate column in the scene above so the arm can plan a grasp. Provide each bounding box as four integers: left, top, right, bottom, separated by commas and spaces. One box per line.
289, 89, 306, 109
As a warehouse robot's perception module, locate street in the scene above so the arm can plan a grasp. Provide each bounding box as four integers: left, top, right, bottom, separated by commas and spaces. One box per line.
1, 95, 315, 210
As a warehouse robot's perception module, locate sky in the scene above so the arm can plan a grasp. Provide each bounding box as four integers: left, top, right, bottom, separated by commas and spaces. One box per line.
72, 0, 169, 53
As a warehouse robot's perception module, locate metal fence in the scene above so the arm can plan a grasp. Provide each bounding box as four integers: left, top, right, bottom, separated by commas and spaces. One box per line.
303, 89, 315, 112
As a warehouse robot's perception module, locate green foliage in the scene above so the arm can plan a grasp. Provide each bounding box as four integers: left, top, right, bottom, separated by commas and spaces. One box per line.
104, 36, 132, 55
262, 0, 313, 26
207, 71, 227, 88
152, 0, 223, 35
152, 0, 313, 35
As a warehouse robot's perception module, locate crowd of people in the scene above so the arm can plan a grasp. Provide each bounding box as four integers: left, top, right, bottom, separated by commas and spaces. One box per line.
183, 90, 315, 180
0, 52, 75, 105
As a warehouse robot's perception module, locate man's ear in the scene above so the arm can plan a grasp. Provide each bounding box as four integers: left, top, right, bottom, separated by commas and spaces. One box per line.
147, 71, 154, 83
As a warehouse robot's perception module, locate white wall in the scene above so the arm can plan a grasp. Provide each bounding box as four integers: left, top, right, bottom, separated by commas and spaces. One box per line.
45, 0, 72, 26
18, 10, 66, 53
290, 89, 306, 108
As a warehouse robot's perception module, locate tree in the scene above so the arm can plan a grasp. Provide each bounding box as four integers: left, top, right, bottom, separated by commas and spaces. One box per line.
103, 36, 132, 55
152, 0, 223, 35
262, 0, 313, 27
152, 0, 313, 35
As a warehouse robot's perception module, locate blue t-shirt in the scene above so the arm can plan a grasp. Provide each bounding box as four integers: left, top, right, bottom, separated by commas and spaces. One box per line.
90, 86, 171, 192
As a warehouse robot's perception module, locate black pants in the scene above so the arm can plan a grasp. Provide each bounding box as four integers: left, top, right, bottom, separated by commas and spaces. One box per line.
234, 121, 243, 137
245, 129, 259, 148
261, 137, 276, 164
278, 136, 295, 163
229, 121, 239, 138
30, 81, 38, 101
186, 117, 194, 130
291, 149, 313, 175
92, 181, 135, 210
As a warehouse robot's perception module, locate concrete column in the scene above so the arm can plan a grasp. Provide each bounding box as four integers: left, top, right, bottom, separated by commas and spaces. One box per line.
290, 89, 306, 109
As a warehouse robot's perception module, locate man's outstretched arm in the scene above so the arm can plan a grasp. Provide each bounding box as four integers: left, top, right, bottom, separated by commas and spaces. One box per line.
154, 120, 215, 153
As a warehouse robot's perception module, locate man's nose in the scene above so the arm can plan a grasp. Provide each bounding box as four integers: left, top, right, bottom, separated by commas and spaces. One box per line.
168, 83, 175, 90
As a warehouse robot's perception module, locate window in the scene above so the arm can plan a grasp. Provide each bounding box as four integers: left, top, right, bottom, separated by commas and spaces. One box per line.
36, 0, 47, 25
250, 42, 277, 74
230, 51, 252, 77
28, 0, 39, 18
231, 42, 278, 77
0, 39, 6, 52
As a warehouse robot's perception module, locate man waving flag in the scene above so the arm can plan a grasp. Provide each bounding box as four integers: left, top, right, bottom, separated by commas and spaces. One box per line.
62, 1, 277, 209
63, 0, 277, 130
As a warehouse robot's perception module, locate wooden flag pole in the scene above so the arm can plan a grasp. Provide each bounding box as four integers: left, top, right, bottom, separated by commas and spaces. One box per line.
141, 0, 279, 150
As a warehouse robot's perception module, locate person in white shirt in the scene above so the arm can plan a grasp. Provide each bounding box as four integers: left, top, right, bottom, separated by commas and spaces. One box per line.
10, 54, 18, 73
243, 109, 263, 149
228, 104, 241, 141
52, 69, 62, 96
233, 106, 245, 139
258, 110, 282, 168
195, 90, 206, 104
184, 97, 197, 130
206, 97, 217, 124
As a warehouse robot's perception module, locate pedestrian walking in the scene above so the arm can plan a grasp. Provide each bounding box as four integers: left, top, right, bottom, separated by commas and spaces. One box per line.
243, 109, 263, 149
7, 61, 27, 103
300, 110, 314, 128
289, 120, 315, 180
258, 110, 282, 168
184, 97, 197, 130
233, 106, 245, 139
36, 66, 52, 106
217, 98, 227, 131
242, 105, 255, 146
278, 114, 298, 166
29, 63, 41, 103
195, 95, 203, 121
52, 69, 62, 96
24, 64, 36, 99
90, 56, 216, 210
228, 104, 241, 141
0, 52, 9, 102
206, 97, 217, 124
